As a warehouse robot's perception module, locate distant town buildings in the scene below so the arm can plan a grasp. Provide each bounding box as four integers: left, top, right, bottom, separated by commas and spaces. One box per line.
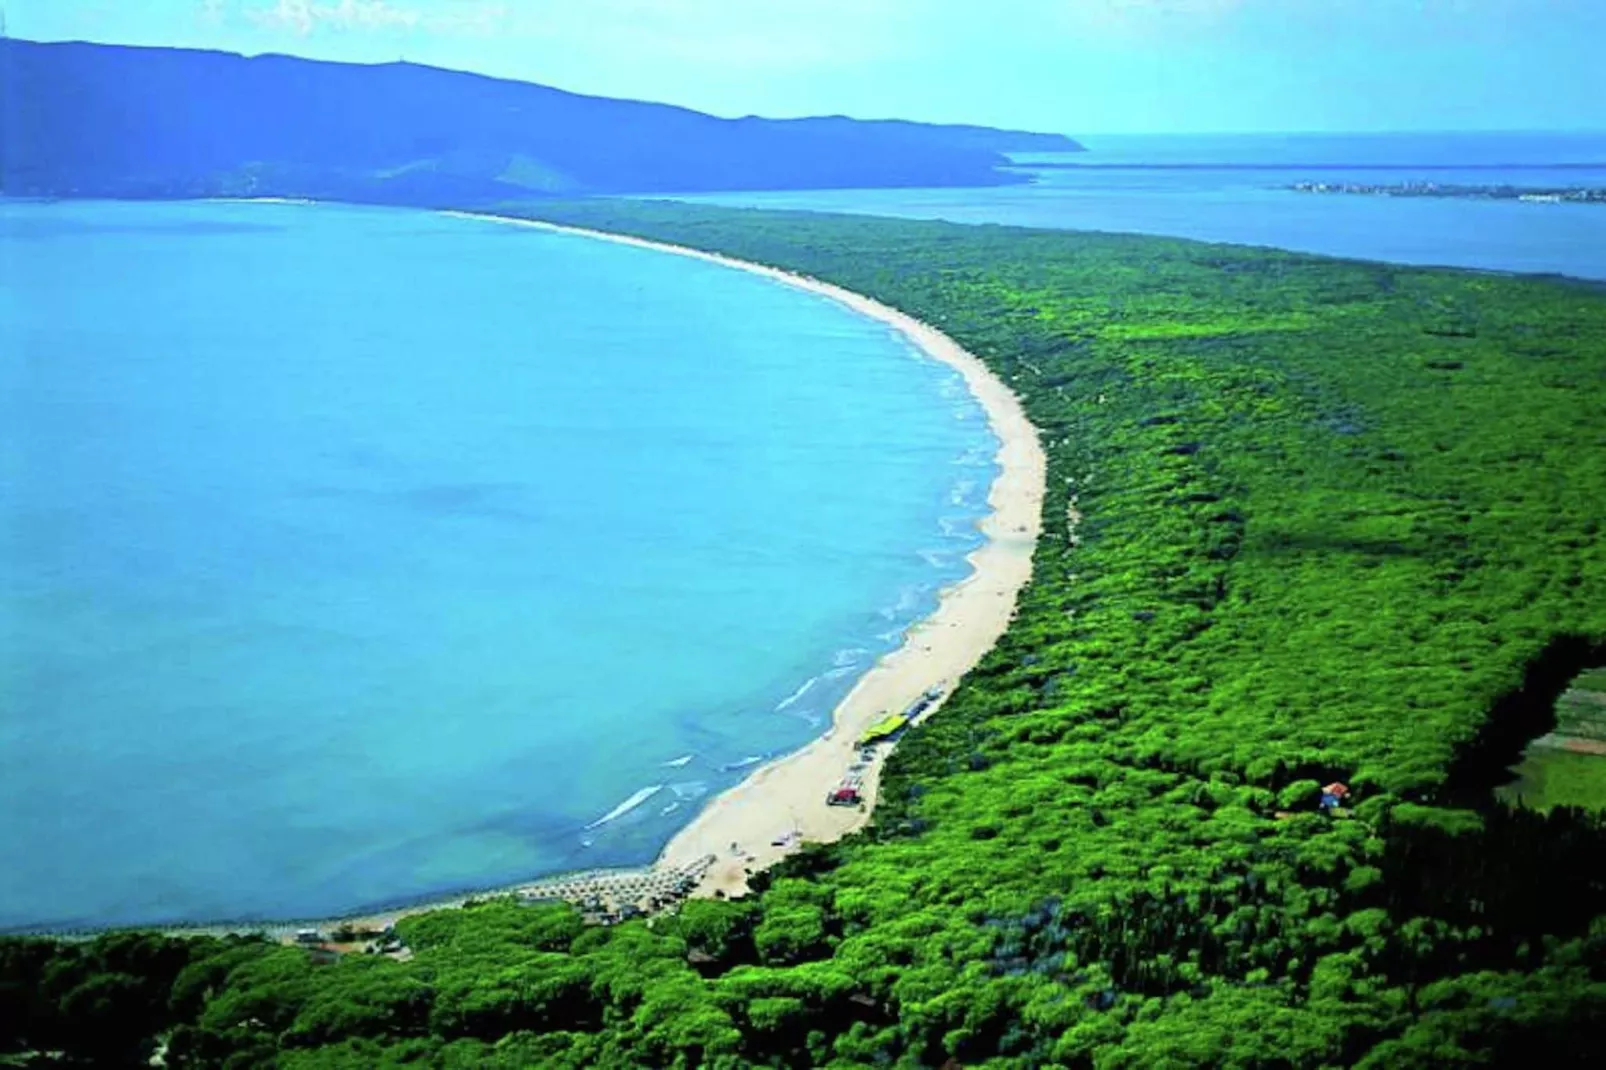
1287, 181, 1606, 204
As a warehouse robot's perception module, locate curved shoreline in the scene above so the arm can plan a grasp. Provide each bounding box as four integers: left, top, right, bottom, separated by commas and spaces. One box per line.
441, 212, 1047, 899
28, 207, 1046, 937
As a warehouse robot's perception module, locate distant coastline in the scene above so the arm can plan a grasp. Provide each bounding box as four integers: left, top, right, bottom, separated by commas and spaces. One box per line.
1017, 161, 1606, 172
1286, 181, 1606, 204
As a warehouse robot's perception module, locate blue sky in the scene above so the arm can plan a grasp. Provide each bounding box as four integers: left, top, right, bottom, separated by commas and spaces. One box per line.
10, 1, 1604, 134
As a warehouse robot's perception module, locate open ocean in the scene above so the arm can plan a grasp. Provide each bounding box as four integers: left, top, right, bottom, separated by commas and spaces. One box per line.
0, 199, 996, 929
672, 131, 1606, 280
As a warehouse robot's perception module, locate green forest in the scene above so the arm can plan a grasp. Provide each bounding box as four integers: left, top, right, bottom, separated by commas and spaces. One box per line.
6, 202, 1606, 1068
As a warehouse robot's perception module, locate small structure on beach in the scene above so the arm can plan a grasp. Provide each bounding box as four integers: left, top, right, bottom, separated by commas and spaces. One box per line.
858, 713, 909, 746
827, 785, 862, 806
827, 772, 864, 806
859, 685, 946, 747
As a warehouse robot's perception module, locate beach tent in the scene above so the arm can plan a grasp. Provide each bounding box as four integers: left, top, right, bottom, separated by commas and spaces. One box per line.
858, 713, 909, 746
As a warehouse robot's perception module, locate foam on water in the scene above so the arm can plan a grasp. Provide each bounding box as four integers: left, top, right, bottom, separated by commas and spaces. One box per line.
774, 676, 817, 712
0, 199, 998, 929
586, 786, 666, 830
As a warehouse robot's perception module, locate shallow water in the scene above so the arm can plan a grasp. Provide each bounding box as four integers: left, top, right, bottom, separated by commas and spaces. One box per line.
671, 131, 1606, 280
0, 199, 995, 929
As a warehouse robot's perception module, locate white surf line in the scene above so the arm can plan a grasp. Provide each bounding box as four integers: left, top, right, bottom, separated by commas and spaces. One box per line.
584, 784, 665, 830
774, 675, 817, 712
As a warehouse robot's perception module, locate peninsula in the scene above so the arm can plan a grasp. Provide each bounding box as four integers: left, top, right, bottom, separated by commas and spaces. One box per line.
7, 199, 1606, 1070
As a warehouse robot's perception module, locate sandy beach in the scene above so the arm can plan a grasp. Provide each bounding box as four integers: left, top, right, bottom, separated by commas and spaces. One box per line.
444, 211, 1048, 899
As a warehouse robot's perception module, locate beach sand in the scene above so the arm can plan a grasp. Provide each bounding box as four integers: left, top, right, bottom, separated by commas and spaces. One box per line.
444, 212, 1049, 900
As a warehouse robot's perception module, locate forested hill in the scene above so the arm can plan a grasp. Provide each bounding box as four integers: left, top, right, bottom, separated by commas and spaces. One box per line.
0, 38, 1083, 203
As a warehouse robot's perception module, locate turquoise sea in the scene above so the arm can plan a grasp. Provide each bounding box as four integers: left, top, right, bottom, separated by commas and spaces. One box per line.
0, 200, 996, 929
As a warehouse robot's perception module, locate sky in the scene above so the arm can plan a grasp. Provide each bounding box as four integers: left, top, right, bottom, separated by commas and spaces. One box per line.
8, 0, 1605, 134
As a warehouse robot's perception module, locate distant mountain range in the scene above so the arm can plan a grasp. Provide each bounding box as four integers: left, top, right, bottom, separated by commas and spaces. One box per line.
0, 39, 1083, 204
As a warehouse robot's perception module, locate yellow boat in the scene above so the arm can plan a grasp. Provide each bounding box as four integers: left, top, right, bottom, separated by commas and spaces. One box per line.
858, 713, 909, 746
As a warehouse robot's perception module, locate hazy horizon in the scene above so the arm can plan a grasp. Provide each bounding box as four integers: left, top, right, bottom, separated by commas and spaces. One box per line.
8, 0, 1603, 136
